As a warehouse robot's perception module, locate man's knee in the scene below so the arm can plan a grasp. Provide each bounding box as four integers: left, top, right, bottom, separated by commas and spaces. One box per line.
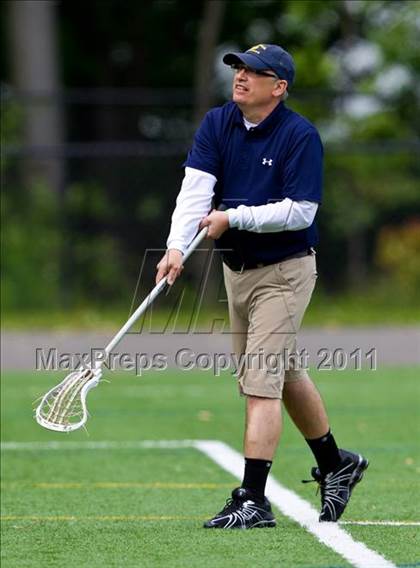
283, 376, 313, 398
246, 395, 281, 413
284, 369, 310, 384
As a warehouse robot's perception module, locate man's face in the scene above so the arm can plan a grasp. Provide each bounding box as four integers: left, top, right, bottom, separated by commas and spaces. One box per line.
231, 64, 285, 108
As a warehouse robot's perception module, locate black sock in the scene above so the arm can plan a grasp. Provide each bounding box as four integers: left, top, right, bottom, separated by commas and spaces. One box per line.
305, 430, 341, 477
241, 457, 272, 502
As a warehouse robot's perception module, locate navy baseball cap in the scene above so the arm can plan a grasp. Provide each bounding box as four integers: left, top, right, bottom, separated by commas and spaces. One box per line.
223, 44, 295, 87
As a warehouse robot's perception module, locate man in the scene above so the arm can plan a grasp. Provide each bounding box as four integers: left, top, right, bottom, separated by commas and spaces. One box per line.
156, 44, 368, 528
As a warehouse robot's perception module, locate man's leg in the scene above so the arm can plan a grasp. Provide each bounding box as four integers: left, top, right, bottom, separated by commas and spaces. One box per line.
282, 377, 341, 476
283, 376, 369, 522
238, 395, 281, 504
282, 376, 329, 439
244, 395, 281, 459
203, 266, 280, 528
203, 390, 278, 528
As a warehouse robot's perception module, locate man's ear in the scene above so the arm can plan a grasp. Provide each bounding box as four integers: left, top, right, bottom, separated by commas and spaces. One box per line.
272, 80, 288, 99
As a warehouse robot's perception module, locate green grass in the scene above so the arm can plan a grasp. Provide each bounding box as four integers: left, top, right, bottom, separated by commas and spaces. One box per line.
1, 367, 420, 567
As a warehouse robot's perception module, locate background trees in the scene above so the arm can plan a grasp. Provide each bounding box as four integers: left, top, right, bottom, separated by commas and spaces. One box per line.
1, 0, 419, 319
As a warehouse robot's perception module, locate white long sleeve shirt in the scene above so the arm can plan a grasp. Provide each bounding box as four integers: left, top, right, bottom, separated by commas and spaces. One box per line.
167, 113, 318, 254
166, 167, 318, 255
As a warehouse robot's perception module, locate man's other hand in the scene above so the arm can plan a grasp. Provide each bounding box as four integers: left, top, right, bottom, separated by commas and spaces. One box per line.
156, 249, 184, 285
199, 210, 229, 239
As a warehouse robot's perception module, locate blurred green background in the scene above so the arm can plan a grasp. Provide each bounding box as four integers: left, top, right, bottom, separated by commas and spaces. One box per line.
1, 0, 419, 327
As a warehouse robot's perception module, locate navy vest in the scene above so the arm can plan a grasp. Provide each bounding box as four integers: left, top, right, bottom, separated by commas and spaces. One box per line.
184, 101, 323, 266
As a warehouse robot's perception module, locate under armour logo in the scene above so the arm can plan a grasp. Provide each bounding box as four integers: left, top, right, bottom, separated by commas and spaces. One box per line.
262, 158, 273, 166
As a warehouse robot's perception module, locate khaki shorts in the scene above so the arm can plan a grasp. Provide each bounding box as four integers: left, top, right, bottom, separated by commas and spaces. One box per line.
223, 254, 317, 399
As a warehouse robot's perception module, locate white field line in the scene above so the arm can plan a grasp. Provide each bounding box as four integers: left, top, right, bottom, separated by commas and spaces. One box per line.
195, 440, 396, 568
2, 439, 399, 568
0, 440, 196, 451
340, 521, 420, 527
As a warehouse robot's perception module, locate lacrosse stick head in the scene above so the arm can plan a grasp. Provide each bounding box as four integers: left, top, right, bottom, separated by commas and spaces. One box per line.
35, 368, 101, 432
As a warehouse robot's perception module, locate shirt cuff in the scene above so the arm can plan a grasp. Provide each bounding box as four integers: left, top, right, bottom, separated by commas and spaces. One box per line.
166, 240, 187, 255
226, 208, 240, 229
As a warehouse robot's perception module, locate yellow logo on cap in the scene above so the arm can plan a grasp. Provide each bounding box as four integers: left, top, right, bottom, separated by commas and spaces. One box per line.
247, 44, 267, 55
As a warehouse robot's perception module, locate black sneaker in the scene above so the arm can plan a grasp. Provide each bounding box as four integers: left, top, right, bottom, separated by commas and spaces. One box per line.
305, 449, 369, 522
203, 487, 276, 529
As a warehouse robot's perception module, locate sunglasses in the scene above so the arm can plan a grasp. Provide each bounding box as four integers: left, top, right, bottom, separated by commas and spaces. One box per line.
230, 63, 278, 79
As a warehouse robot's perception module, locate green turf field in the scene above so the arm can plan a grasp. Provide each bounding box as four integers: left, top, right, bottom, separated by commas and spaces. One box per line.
1, 367, 419, 567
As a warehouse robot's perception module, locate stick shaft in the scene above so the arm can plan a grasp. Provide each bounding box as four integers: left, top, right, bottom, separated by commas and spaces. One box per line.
103, 227, 208, 358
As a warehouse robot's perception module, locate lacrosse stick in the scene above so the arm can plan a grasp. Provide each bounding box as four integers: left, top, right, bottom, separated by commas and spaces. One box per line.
35, 205, 226, 432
